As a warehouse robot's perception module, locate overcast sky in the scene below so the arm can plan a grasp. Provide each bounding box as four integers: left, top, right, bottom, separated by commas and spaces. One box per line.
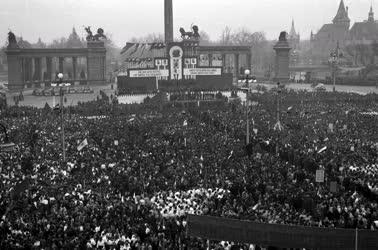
0, 0, 376, 47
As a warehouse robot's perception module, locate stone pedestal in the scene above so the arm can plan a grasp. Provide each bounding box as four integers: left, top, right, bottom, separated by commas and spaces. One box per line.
273, 37, 291, 83
6, 48, 23, 90
87, 41, 106, 85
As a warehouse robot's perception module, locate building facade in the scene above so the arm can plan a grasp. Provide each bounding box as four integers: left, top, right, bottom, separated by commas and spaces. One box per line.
310, 0, 350, 65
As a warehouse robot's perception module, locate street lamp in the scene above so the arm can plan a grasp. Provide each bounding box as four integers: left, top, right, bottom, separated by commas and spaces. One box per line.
52, 73, 71, 162
328, 52, 339, 92
275, 82, 283, 154
240, 69, 253, 145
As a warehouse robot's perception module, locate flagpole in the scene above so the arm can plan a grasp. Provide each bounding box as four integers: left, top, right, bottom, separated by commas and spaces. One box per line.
276, 82, 281, 154
355, 228, 358, 250
60, 85, 66, 162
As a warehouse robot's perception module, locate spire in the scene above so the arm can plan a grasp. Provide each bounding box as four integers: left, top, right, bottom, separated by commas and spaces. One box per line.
289, 19, 296, 37
333, 0, 350, 24
368, 4, 375, 22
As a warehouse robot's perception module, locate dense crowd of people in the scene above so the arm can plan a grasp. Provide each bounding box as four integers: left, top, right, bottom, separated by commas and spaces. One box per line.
0, 88, 377, 249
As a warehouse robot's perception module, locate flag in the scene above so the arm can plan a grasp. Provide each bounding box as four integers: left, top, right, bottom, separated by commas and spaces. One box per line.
77, 138, 88, 151
274, 121, 283, 131
227, 150, 233, 160
328, 123, 334, 133
318, 146, 327, 153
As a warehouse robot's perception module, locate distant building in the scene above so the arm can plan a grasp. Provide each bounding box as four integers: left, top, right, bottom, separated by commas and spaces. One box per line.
349, 5, 378, 44
288, 20, 300, 50
310, 0, 350, 64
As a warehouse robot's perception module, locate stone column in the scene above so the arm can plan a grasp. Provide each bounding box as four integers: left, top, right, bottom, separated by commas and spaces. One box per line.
222, 54, 226, 72
21, 58, 25, 84
59, 57, 64, 74
234, 53, 240, 78
164, 0, 174, 44
25, 58, 33, 82
246, 53, 252, 71
46, 57, 52, 81
72, 57, 77, 80
208, 54, 213, 67
34, 57, 42, 81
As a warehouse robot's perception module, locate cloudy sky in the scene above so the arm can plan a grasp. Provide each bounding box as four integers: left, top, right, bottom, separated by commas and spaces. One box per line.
0, 0, 375, 47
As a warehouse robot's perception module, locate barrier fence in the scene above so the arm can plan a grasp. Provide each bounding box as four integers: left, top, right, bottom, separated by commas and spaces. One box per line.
187, 215, 378, 250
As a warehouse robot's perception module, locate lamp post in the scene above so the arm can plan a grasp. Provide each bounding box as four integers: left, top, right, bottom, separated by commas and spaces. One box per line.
240, 69, 253, 145
275, 82, 282, 154
328, 50, 340, 93
53, 73, 71, 163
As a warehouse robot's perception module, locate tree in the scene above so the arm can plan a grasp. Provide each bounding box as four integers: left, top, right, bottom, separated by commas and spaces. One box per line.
33, 38, 46, 48
104, 33, 121, 75
199, 31, 211, 45
219, 26, 233, 45
130, 33, 164, 43
218, 28, 271, 74
66, 28, 84, 48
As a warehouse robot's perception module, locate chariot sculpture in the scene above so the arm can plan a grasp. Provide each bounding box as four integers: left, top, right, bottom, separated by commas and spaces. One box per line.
179, 25, 200, 41
84, 26, 107, 41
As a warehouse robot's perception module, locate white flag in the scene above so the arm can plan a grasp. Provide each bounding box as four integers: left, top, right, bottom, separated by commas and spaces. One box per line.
318, 146, 327, 154
77, 138, 88, 151
274, 121, 283, 131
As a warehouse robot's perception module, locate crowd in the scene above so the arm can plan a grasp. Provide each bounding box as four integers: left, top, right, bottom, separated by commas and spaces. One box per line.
0, 88, 377, 249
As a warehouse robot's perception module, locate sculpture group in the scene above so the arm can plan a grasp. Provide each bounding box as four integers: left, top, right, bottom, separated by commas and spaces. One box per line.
179, 25, 200, 41
84, 26, 107, 42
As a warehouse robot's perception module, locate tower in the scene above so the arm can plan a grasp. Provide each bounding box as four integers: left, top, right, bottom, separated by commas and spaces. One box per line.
288, 19, 300, 50
164, 0, 174, 44
368, 4, 375, 22
333, 0, 350, 29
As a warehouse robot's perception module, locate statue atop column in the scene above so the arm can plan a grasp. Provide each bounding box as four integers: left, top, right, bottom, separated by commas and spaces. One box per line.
279, 31, 287, 42
7, 31, 19, 49
179, 24, 200, 41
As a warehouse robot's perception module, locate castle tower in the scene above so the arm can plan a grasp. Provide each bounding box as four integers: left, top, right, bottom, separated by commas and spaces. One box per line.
164, 0, 174, 44
368, 4, 375, 22
288, 19, 300, 50
333, 0, 350, 29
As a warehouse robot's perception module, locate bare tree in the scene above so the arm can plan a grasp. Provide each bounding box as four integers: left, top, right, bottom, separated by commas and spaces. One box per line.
199, 31, 211, 45
219, 26, 233, 46
130, 33, 164, 43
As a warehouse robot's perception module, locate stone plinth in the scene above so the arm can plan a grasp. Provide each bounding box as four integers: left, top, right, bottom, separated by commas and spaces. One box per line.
273, 40, 291, 83
5, 48, 23, 90
87, 41, 106, 84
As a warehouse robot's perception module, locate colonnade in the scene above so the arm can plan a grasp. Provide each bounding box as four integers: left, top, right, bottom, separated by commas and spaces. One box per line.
199, 52, 252, 79
20, 56, 87, 83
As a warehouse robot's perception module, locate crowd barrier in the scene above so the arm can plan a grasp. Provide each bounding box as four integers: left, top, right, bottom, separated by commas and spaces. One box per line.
187, 215, 378, 250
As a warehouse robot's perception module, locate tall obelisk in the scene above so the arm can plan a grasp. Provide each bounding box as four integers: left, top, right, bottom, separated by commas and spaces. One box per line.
164, 0, 173, 44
